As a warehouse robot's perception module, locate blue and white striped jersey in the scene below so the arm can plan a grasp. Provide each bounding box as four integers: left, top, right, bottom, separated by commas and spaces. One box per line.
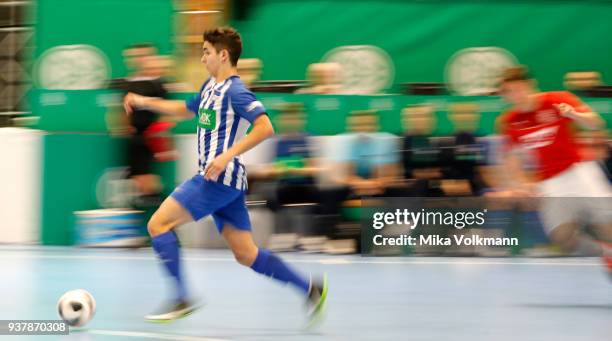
185, 75, 266, 191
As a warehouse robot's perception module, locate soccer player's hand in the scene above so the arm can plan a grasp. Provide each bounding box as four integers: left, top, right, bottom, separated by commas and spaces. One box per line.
204, 153, 232, 181
554, 103, 577, 119
123, 92, 146, 115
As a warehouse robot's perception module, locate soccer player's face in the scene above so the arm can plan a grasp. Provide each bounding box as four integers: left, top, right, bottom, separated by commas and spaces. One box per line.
500, 80, 533, 107
201, 41, 220, 76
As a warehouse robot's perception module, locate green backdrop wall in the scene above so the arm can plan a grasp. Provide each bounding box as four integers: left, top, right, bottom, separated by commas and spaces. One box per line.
234, 0, 612, 92
34, 0, 175, 245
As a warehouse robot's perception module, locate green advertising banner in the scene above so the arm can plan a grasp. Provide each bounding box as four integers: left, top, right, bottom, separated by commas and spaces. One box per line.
254, 93, 612, 136
233, 0, 612, 94
33, 90, 612, 136
41, 134, 175, 245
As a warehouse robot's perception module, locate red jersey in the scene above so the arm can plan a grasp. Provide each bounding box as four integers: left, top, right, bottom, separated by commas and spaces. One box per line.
498, 91, 587, 180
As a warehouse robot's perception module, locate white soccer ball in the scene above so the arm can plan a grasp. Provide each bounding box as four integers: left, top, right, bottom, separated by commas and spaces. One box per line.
57, 289, 96, 327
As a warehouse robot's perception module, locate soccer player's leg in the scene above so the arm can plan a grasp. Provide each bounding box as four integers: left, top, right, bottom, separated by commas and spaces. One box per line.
574, 161, 612, 277
145, 177, 203, 322
593, 225, 612, 279
539, 195, 583, 249
547, 222, 598, 253
589, 206, 612, 278
542, 195, 611, 278
128, 134, 163, 206
215, 196, 328, 323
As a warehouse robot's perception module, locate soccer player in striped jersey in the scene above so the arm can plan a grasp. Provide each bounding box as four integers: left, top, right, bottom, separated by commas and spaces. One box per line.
123, 27, 328, 323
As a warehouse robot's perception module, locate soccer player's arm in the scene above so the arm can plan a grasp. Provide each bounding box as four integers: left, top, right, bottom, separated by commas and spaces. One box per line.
123, 92, 194, 120
226, 114, 275, 159
203, 89, 274, 180
555, 92, 604, 130
495, 115, 536, 195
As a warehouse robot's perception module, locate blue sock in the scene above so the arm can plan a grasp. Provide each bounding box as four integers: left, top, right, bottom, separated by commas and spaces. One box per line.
250, 248, 310, 294
152, 231, 187, 301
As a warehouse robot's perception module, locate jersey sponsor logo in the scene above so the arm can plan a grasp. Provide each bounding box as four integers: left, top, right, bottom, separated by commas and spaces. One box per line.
197, 108, 216, 130
518, 126, 559, 149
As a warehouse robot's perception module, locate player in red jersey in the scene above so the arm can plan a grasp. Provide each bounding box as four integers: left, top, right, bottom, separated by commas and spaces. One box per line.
496, 66, 611, 275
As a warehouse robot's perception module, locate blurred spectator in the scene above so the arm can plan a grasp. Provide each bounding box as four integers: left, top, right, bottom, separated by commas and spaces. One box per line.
390, 103, 445, 197
237, 58, 263, 88
260, 103, 322, 211
443, 102, 489, 196
295, 63, 343, 94
332, 110, 398, 196
564, 71, 602, 91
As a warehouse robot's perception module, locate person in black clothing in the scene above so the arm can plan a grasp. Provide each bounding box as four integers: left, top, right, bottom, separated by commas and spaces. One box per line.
390, 103, 490, 197
443, 103, 489, 196
262, 103, 321, 212
389, 103, 444, 197
110, 43, 173, 205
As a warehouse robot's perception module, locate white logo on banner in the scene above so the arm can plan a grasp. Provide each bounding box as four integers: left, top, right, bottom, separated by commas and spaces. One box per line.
323, 45, 394, 94
36, 44, 111, 90
446, 47, 518, 96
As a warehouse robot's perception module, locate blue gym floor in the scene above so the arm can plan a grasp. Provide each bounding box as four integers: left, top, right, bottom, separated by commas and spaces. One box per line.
1, 246, 610, 341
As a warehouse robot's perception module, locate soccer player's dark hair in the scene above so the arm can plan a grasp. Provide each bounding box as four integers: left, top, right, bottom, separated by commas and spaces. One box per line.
203, 27, 243, 66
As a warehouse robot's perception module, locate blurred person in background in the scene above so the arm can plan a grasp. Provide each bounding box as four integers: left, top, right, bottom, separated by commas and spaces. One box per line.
443, 103, 491, 196
496, 66, 612, 273
251, 102, 352, 240
295, 62, 343, 94
259, 103, 321, 211
388, 104, 444, 197
123, 27, 327, 322
388, 103, 490, 198
321, 110, 398, 248
110, 43, 176, 207
236, 58, 263, 88
333, 110, 398, 197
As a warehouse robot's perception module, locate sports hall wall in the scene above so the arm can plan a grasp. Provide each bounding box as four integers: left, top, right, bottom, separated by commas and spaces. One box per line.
2, 0, 611, 245
234, 0, 612, 92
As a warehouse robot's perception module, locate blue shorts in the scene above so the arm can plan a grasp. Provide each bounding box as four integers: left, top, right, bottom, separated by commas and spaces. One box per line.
170, 175, 251, 232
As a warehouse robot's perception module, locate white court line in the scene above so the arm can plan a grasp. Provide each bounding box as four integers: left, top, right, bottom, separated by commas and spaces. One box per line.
0, 251, 602, 267
85, 329, 229, 341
